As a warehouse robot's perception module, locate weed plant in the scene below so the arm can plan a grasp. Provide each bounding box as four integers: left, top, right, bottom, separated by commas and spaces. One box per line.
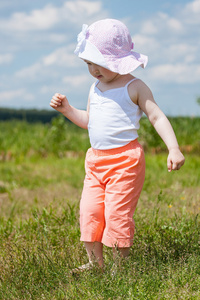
0, 117, 199, 299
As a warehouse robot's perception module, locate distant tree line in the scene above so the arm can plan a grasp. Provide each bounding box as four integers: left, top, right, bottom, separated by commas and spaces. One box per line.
0, 108, 61, 123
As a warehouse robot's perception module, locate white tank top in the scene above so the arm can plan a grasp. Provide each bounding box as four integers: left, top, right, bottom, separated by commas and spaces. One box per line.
88, 78, 143, 150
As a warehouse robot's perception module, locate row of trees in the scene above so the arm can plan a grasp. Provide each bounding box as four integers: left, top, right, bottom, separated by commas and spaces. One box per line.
0, 108, 60, 123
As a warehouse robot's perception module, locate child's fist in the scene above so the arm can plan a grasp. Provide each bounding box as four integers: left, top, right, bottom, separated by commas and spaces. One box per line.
167, 148, 185, 172
50, 93, 63, 108
50, 93, 70, 113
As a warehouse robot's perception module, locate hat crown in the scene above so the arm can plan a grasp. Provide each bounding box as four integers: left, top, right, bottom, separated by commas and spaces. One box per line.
87, 19, 132, 57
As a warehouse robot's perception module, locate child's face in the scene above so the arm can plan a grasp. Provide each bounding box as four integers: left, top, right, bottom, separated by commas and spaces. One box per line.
84, 60, 120, 83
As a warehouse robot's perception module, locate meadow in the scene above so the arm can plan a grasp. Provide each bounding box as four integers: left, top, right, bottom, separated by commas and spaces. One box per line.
0, 116, 200, 299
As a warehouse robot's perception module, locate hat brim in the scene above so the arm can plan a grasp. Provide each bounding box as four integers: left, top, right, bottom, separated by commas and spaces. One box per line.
77, 40, 148, 75
105, 52, 148, 75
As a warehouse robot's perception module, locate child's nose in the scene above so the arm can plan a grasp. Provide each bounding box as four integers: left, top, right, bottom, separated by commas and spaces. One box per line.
92, 64, 99, 74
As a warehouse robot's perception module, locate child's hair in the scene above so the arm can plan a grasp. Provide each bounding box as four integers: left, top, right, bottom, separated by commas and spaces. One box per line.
74, 18, 148, 75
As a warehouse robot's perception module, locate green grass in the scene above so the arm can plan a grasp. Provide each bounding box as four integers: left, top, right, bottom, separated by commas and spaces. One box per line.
0, 116, 199, 160
0, 118, 200, 299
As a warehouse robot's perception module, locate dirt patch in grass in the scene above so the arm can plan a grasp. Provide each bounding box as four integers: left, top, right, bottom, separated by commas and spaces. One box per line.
1, 184, 199, 224
0, 183, 81, 220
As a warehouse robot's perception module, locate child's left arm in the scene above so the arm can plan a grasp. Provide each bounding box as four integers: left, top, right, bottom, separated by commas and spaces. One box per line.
136, 80, 185, 172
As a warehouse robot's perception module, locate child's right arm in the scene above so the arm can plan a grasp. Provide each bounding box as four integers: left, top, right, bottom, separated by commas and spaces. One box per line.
50, 93, 89, 129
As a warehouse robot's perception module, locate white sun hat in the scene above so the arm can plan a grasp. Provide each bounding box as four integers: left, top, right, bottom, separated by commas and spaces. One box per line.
74, 19, 148, 75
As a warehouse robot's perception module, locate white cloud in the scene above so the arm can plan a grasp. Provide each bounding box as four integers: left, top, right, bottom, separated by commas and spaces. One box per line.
0, 89, 34, 103
167, 18, 182, 32
141, 21, 158, 35
14, 44, 83, 81
43, 45, 78, 67
0, 5, 59, 31
132, 34, 160, 55
15, 63, 42, 79
48, 33, 67, 44
149, 63, 200, 84
141, 12, 184, 37
63, 0, 104, 21
166, 43, 197, 64
0, 53, 13, 64
62, 74, 91, 88
182, 0, 200, 24
132, 0, 200, 85
0, 1, 106, 32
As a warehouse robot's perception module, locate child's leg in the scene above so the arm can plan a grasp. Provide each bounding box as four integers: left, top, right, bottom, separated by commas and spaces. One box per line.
79, 149, 105, 268
112, 247, 130, 259
101, 140, 145, 249
110, 247, 130, 276
84, 241, 104, 267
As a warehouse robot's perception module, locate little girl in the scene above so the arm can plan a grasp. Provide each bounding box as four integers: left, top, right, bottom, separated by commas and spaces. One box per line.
50, 19, 185, 270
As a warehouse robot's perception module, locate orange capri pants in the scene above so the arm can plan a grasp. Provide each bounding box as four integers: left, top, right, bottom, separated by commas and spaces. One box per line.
80, 139, 145, 248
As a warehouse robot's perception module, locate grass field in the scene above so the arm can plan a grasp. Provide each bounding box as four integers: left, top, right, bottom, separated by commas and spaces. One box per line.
0, 117, 200, 299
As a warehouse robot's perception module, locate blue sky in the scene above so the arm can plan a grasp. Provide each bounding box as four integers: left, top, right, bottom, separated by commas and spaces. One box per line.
1, 0, 200, 116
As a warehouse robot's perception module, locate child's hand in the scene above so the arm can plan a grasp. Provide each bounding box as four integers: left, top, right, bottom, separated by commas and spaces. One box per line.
167, 148, 185, 172
50, 93, 70, 113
